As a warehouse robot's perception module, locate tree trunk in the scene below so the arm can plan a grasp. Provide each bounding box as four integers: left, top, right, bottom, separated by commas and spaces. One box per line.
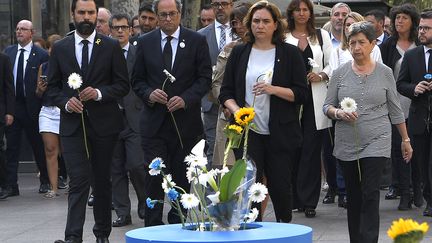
110, 0, 139, 18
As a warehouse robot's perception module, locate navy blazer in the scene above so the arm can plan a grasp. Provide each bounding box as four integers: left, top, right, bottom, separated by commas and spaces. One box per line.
397, 45, 430, 135
0, 53, 15, 119
47, 33, 130, 136
4, 44, 48, 121
132, 26, 212, 139
219, 42, 308, 147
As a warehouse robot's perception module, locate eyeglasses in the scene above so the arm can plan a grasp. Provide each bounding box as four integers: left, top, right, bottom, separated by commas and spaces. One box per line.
418, 26, 432, 32
111, 25, 129, 31
133, 25, 140, 29
158, 11, 179, 20
16, 27, 31, 32
211, 1, 232, 9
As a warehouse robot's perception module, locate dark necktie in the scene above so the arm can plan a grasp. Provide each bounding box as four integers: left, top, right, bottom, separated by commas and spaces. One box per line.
81, 40, 89, 76
219, 25, 226, 51
428, 49, 432, 73
163, 36, 173, 72
16, 48, 25, 101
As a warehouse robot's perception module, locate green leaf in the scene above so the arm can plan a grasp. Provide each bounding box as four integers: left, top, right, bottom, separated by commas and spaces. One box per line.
219, 159, 247, 202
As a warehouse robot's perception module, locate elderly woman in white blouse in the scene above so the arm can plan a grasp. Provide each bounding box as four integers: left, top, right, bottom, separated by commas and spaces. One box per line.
285, 0, 332, 218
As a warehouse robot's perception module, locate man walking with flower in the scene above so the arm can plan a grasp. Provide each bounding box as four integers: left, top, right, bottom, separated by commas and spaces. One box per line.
132, 0, 211, 227
47, 1, 129, 243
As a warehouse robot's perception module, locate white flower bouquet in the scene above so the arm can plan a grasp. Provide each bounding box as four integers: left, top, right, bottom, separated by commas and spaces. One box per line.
146, 107, 268, 231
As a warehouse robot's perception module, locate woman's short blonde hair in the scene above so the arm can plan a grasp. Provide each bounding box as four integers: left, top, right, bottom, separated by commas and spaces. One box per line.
341, 12, 364, 50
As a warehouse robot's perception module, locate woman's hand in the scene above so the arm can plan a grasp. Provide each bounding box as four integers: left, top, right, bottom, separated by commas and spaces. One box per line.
253, 81, 273, 96
307, 72, 322, 83
401, 141, 413, 163
35, 77, 47, 97
338, 109, 358, 122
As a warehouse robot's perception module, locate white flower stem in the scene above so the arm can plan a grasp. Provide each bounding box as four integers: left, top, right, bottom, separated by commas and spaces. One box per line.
170, 113, 184, 149
354, 122, 361, 182
222, 139, 232, 168
77, 88, 89, 159
242, 125, 250, 161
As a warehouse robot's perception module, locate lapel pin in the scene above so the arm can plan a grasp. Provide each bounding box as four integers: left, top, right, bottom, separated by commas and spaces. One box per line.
32, 53, 35, 56
133, 41, 137, 46
95, 39, 101, 45
277, 58, 280, 62
179, 40, 185, 48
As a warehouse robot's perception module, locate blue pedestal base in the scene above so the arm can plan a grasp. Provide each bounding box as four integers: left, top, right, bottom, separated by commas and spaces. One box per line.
125, 222, 312, 243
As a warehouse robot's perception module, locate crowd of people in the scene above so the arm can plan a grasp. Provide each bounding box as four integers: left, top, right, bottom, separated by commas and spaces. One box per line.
0, 0, 431, 243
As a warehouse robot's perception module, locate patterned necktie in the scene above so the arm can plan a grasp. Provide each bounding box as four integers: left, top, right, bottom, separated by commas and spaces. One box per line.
219, 25, 226, 51
81, 40, 89, 76
163, 36, 173, 72
428, 49, 432, 73
16, 48, 25, 101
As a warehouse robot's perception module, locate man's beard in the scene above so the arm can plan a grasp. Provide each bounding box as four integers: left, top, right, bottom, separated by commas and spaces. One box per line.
420, 36, 432, 46
75, 20, 96, 36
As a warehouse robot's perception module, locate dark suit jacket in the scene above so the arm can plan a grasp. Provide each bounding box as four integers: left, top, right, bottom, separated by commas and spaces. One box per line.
396, 45, 428, 135
4, 44, 48, 121
132, 26, 212, 139
219, 42, 308, 147
123, 44, 142, 133
47, 33, 130, 137
0, 53, 15, 120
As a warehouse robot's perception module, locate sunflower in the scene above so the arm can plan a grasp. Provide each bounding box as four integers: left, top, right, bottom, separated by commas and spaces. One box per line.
228, 124, 243, 134
387, 218, 429, 241
234, 107, 255, 126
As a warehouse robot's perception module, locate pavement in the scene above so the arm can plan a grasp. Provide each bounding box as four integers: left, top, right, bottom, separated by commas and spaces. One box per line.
1, 173, 432, 243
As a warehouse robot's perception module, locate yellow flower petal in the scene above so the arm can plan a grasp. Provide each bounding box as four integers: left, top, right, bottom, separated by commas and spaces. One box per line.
234, 107, 255, 126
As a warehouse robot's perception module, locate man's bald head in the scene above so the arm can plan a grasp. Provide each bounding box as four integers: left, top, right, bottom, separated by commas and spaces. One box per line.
15, 20, 34, 46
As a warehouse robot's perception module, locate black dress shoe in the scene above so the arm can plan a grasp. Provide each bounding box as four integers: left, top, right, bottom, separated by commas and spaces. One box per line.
112, 215, 132, 227
385, 187, 400, 200
423, 205, 432, 217
54, 239, 82, 243
338, 195, 347, 208
39, 183, 50, 193
304, 208, 316, 218
0, 188, 8, 200
398, 194, 412, 211
88, 193, 94, 207
322, 189, 336, 204
96, 236, 109, 243
5, 186, 19, 197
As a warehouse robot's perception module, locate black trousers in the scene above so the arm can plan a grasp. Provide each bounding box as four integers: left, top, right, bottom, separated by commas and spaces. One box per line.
6, 101, 48, 187
293, 99, 323, 209
112, 125, 146, 218
141, 116, 198, 227
247, 131, 295, 223
390, 124, 412, 194
339, 157, 386, 243
61, 122, 117, 240
0, 124, 6, 188
412, 130, 432, 204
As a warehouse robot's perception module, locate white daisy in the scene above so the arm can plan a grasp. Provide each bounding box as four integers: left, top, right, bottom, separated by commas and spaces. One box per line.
244, 208, 259, 223
180, 193, 200, 209
186, 167, 202, 184
308, 58, 319, 69
67, 73, 83, 90
248, 182, 268, 203
161, 174, 176, 193
206, 191, 220, 205
184, 154, 207, 168
340, 97, 357, 113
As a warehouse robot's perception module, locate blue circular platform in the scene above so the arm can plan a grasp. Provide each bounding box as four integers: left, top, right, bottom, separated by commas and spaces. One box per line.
125, 222, 312, 243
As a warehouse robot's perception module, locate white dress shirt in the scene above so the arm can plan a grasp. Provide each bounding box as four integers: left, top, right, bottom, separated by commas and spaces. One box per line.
13, 41, 33, 93
160, 27, 180, 69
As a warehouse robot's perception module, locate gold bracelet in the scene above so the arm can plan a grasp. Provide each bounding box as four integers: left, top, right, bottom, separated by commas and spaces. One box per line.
402, 138, 410, 143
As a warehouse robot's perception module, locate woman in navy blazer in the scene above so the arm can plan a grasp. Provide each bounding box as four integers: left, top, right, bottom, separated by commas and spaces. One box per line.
219, 0, 308, 223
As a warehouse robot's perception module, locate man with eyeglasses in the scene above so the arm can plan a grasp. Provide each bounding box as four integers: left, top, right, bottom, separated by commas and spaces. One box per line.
108, 13, 147, 227
129, 2, 158, 45
3, 19, 49, 198
397, 10, 432, 218
132, 0, 211, 227
199, 4, 216, 29
96, 7, 112, 36
198, 0, 233, 167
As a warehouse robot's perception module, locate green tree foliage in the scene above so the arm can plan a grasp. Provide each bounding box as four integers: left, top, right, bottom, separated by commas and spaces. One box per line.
388, 0, 432, 11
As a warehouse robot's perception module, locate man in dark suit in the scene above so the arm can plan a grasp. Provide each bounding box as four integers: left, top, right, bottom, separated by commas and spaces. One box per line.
364, 9, 389, 46
132, 0, 211, 226
397, 10, 432, 217
129, 2, 158, 46
0, 53, 15, 200
4, 19, 49, 196
198, 0, 233, 166
109, 13, 147, 227
47, 1, 129, 243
